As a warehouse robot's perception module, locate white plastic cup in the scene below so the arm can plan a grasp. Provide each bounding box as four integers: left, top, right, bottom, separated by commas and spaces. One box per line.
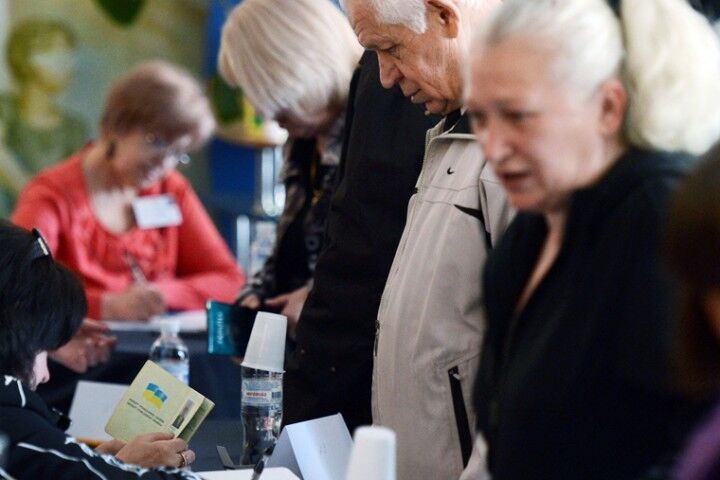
241, 311, 287, 373
345, 426, 396, 480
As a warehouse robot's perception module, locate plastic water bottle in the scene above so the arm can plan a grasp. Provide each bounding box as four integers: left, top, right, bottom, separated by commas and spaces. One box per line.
0, 432, 8, 468
149, 320, 189, 384
240, 366, 282, 465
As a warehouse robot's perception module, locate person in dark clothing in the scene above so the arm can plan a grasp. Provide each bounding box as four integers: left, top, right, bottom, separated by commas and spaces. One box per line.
282, 51, 438, 432
667, 143, 720, 480
234, 138, 340, 340
0, 221, 201, 479
465, 0, 720, 478
218, 0, 358, 337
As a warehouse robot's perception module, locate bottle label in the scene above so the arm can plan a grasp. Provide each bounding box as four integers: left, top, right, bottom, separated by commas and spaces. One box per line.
158, 361, 189, 385
242, 378, 282, 407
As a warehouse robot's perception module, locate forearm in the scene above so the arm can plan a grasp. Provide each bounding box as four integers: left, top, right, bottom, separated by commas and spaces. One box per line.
12, 432, 201, 479
155, 269, 245, 310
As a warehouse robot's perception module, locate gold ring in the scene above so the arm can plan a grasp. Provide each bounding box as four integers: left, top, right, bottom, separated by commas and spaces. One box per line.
178, 451, 187, 468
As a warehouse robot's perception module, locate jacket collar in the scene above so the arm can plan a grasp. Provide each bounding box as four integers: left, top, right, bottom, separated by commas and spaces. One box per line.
572, 147, 693, 211
564, 147, 694, 242
516, 148, 694, 249
443, 109, 471, 135
1, 375, 56, 423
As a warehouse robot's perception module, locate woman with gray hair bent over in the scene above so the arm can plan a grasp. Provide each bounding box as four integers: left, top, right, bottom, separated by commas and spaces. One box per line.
465, 0, 720, 478
218, 0, 361, 338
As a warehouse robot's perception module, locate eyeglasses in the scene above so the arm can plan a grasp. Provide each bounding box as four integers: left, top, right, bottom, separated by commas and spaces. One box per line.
144, 133, 191, 166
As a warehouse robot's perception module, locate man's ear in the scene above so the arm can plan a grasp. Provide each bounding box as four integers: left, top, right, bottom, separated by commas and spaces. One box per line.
597, 77, 627, 136
426, 0, 461, 38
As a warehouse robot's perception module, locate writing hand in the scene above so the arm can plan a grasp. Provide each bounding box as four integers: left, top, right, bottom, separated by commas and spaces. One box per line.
101, 284, 166, 321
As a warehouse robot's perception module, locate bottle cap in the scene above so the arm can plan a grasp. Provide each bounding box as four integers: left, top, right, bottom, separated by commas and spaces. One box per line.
345, 426, 396, 480
241, 311, 287, 373
159, 319, 181, 335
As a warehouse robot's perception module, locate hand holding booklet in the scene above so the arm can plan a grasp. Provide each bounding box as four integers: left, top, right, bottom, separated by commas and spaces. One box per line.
105, 360, 214, 442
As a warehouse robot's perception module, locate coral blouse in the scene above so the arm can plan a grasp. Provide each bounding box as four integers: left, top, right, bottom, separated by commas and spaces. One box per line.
12, 148, 245, 319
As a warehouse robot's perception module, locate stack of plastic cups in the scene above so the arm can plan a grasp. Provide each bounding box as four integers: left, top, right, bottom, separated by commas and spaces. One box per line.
345, 426, 397, 480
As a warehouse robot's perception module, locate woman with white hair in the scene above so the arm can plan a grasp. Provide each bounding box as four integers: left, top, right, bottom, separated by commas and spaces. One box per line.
465, 0, 720, 478
218, 0, 361, 336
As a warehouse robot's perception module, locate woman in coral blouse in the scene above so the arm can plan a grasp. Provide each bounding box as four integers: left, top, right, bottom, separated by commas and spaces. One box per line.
13, 60, 245, 327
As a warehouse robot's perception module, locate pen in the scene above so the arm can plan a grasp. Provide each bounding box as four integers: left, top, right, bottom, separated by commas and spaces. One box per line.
122, 250, 147, 284
250, 443, 275, 480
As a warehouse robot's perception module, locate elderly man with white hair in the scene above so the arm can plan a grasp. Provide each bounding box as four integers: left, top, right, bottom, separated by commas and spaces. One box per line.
345, 0, 510, 478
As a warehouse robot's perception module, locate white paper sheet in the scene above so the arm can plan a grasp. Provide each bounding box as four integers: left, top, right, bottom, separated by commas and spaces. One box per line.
267, 413, 352, 480
106, 310, 207, 333
196, 468, 299, 479
66, 381, 128, 442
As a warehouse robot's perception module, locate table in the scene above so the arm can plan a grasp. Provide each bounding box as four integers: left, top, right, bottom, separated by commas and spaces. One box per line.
38, 330, 243, 419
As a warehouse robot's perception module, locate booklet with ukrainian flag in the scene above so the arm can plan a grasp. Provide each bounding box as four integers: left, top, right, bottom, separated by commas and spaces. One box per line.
105, 360, 215, 443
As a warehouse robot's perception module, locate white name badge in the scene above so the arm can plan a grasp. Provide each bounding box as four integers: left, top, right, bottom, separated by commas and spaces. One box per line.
132, 194, 183, 230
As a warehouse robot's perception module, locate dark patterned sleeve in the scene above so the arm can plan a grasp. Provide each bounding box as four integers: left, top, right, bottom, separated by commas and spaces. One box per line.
6, 422, 203, 480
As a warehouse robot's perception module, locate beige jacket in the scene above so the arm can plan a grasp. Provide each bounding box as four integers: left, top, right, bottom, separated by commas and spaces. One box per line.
372, 114, 511, 480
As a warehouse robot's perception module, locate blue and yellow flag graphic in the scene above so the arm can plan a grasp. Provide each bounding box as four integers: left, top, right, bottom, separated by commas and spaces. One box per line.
143, 383, 168, 409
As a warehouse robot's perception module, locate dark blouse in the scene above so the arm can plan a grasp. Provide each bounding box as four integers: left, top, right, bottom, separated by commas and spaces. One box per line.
238, 138, 338, 301
474, 148, 707, 479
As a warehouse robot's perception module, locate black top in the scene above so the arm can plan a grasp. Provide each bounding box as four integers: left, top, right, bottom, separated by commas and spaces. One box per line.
239, 139, 337, 300
0, 376, 200, 479
283, 51, 438, 431
474, 148, 707, 479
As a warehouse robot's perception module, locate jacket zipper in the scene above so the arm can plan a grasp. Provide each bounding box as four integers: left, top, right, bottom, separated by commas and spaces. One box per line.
449, 366, 473, 467
374, 119, 472, 326
374, 123, 437, 358
372, 120, 475, 422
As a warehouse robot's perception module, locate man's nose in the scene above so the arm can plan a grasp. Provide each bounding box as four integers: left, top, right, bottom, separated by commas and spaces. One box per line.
377, 53, 401, 89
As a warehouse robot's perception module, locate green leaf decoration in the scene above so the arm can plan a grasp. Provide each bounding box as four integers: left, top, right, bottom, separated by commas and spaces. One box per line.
93, 0, 148, 26
209, 73, 244, 124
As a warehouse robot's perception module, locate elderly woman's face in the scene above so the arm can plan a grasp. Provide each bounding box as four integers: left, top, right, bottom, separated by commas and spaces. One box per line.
466, 38, 621, 213
110, 131, 191, 189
